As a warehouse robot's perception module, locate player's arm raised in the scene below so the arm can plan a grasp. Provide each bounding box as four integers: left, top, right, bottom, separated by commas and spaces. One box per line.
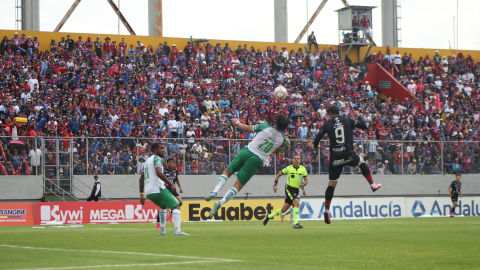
139, 171, 145, 205
155, 167, 176, 192
353, 111, 368, 130
230, 118, 254, 132
313, 126, 327, 150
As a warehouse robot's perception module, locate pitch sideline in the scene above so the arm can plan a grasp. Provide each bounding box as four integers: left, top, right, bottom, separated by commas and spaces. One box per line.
0, 244, 240, 263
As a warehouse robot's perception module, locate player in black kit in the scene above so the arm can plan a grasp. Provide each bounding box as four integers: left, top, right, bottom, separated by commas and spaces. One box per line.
448, 173, 462, 218
156, 158, 183, 231
314, 105, 382, 224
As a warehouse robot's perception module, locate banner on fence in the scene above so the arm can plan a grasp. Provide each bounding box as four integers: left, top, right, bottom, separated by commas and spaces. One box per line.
0, 203, 35, 226
298, 197, 480, 221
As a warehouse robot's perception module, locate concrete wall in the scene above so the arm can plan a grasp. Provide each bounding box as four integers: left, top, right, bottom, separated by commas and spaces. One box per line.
73, 175, 138, 200
72, 174, 480, 199
0, 176, 43, 200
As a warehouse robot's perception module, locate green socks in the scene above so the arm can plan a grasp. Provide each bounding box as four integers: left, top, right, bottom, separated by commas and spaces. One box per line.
293, 207, 299, 225
268, 209, 283, 219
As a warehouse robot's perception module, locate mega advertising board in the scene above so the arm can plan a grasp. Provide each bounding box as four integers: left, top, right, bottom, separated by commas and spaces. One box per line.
0, 203, 35, 226
34, 200, 285, 225
298, 197, 480, 221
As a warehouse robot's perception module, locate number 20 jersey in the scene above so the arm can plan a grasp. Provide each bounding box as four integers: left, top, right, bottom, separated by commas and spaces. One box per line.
248, 124, 287, 162
317, 116, 361, 157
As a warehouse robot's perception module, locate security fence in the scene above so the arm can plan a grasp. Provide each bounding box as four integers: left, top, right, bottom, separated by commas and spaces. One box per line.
0, 137, 479, 185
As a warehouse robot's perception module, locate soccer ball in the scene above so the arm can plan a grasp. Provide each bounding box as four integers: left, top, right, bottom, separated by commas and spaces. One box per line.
273, 85, 288, 100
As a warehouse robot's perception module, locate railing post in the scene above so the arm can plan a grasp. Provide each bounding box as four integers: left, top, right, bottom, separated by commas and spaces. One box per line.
318, 144, 321, 175
86, 136, 89, 175
70, 137, 74, 193
41, 137, 45, 193
229, 138, 232, 173
56, 138, 60, 193
401, 140, 404, 175
136, 137, 139, 175
183, 137, 186, 175
441, 140, 444, 174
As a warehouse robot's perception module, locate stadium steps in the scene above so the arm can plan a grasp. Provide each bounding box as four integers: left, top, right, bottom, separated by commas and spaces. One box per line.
363, 63, 414, 101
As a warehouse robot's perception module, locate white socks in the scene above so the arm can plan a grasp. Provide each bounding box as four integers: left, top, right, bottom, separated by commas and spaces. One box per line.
283, 208, 293, 216
213, 174, 228, 193
159, 209, 166, 232
219, 187, 238, 207
172, 209, 181, 232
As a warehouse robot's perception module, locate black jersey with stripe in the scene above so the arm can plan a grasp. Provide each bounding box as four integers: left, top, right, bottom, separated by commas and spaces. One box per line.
314, 116, 367, 157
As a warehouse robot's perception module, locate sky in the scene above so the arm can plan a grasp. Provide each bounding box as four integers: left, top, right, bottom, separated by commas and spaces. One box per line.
0, 0, 478, 50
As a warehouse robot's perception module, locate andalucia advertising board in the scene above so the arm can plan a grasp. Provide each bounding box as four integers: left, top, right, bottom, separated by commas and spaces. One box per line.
298, 197, 480, 221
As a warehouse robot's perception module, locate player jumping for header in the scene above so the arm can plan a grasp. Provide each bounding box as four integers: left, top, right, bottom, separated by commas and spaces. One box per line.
314, 105, 382, 224
205, 115, 290, 218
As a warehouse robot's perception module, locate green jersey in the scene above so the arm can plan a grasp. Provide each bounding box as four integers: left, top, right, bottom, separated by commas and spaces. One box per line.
143, 155, 164, 196
248, 124, 287, 161
281, 165, 308, 189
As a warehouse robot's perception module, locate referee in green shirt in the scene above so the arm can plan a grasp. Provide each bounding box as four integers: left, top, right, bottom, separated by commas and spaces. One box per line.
264, 155, 309, 229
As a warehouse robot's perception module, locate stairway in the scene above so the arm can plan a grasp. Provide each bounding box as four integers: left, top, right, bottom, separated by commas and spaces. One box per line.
363, 63, 414, 101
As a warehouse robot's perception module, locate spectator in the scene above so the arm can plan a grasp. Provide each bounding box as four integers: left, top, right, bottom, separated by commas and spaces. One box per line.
0, 32, 478, 177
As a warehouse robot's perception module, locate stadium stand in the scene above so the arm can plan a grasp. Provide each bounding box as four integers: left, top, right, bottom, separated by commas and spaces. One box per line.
0, 30, 479, 179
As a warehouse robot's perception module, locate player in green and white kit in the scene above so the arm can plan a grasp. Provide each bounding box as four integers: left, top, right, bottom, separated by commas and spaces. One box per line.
139, 143, 188, 235
205, 115, 290, 218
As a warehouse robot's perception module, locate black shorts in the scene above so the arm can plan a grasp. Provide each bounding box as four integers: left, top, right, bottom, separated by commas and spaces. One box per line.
166, 186, 180, 197
451, 195, 458, 202
329, 153, 363, 181
285, 185, 299, 205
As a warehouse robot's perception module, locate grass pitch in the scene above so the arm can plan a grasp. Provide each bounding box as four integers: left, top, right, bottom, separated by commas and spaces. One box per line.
1, 217, 479, 270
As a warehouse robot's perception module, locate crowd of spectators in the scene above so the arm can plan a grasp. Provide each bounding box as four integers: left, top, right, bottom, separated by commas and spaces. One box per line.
0, 31, 479, 178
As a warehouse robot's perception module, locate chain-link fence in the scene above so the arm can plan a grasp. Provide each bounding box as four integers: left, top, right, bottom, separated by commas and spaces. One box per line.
1, 136, 479, 179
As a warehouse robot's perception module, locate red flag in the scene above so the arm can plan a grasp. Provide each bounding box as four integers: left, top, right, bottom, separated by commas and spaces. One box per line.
0, 163, 8, 175
0, 143, 6, 161
25, 162, 30, 175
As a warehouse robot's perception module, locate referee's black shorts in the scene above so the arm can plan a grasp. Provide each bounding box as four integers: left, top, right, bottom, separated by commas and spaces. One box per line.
285, 185, 300, 205
329, 153, 363, 181
167, 186, 180, 197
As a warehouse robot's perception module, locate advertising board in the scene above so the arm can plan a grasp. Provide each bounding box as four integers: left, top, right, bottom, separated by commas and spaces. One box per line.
0, 203, 35, 226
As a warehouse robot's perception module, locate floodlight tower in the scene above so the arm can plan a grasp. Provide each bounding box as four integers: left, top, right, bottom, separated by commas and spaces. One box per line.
15, 0, 40, 31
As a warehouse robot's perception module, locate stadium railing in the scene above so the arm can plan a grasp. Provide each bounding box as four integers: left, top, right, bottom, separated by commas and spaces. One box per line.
0, 136, 478, 178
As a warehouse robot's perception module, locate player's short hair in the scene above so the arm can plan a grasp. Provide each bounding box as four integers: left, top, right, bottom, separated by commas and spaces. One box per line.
293, 154, 301, 159
327, 105, 340, 116
167, 158, 174, 163
275, 115, 290, 131
456, 173, 461, 177
151, 143, 163, 151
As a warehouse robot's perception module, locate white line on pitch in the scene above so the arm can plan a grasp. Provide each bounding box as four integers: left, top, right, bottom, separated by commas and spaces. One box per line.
7, 261, 222, 270
0, 245, 239, 262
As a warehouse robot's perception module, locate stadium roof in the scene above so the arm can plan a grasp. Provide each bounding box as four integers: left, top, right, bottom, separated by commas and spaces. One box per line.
334, 5, 377, 12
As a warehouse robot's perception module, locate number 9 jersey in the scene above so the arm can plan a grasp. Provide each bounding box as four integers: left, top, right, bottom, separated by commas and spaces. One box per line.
248, 124, 288, 162
314, 116, 368, 157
